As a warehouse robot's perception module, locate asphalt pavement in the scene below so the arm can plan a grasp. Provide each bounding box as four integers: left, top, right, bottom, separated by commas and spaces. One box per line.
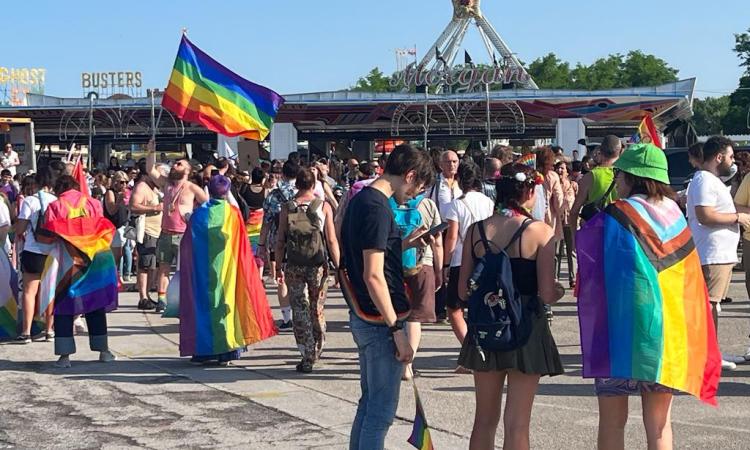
1, 271, 749, 449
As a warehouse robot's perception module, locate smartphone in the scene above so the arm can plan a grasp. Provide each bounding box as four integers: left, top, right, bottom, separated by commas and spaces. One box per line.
420, 222, 449, 240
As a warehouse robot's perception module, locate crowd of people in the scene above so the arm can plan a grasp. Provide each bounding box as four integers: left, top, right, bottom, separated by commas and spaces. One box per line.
3, 135, 750, 450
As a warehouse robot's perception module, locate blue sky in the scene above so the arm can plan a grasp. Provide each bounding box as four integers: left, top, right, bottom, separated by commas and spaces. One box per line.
2, 0, 747, 99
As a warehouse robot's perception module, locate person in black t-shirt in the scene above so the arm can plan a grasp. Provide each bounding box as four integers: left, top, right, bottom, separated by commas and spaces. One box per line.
341, 144, 434, 450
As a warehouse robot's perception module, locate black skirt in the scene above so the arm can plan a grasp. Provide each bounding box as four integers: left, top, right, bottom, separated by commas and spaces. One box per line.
458, 306, 564, 377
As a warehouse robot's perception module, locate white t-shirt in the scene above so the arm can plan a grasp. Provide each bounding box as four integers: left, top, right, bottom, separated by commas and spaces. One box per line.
0, 200, 10, 254
428, 174, 463, 218
0, 150, 20, 176
686, 170, 739, 265
18, 191, 57, 255
443, 191, 495, 267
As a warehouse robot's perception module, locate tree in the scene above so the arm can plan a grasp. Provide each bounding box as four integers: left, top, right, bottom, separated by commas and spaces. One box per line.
571, 55, 623, 90
527, 53, 572, 89
619, 51, 678, 87
692, 96, 730, 135
734, 27, 750, 73
722, 29, 750, 134
350, 67, 399, 93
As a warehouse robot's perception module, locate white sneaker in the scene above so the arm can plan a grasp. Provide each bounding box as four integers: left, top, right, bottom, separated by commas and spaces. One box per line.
721, 359, 737, 371
74, 317, 86, 334
54, 355, 71, 368
99, 351, 117, 362
722, 353, 745, 364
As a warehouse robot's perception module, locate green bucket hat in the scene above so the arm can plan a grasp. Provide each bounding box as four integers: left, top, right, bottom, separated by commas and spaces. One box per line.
614, 143, 670, 184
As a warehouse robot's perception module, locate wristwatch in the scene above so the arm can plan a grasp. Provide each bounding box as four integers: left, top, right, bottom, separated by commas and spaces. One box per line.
388, 322, 404, 334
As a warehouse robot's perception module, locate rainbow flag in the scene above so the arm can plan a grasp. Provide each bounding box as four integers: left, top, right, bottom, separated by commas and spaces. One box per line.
72, 158, 90, 197
576, 197, 721, 405
637, 115, 663, 149
162, 35, 285, 141
0, 250, 18, 338
246, 208, 264, 253
407, 381, 434, 450
179, 199, 277, 357
39, 216, 118, 316
516, 153, 536, 168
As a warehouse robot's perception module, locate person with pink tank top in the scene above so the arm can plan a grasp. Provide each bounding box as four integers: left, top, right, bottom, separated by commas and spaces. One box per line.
145, 139, 208, 312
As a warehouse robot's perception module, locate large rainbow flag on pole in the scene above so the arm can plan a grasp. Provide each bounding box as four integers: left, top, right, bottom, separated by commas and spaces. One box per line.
629, 115, 663, 149
179, 199, 277, 358
576, 197, 721, 405
162, 35, 285, 141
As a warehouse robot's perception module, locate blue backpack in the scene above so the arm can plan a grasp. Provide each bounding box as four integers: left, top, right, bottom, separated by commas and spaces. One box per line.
466, 219, 538, 359
389, 195, 424, 277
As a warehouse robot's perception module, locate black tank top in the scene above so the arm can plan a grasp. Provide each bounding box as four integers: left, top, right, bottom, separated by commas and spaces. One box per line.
240, 185, 266, 210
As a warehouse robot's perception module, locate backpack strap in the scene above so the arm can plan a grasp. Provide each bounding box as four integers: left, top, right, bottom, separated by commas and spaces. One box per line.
503, 219, 533, 252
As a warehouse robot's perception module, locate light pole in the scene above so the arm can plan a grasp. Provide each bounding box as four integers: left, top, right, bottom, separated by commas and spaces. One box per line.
86, 91, 99, 171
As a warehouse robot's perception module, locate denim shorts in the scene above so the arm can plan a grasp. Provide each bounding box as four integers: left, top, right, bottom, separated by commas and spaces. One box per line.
595, 378, 678, 396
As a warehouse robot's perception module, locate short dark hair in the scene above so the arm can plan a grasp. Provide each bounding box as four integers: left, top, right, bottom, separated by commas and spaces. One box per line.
0, 169, 10, 177
251, 167, 265, 184
287, 151, 300, 165
384, 144, 435, 186
54, 175, 80, 195
35, 167, 56, 188
599, 135, 622, 158
702, 136, 734, 161
688, 143, 703, 161
295, 167, 317, 191
282, 160, 299, 179
457, 161, 482, 192
535, 147, 556, 172
571, 161, 583, 172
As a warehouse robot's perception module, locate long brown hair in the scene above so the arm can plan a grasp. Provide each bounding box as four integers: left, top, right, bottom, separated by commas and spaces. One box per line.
623, 172, 676, 201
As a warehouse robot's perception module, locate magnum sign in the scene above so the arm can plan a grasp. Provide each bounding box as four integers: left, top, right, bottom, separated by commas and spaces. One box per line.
81, 71, 143, 89
391, 64, 531, 93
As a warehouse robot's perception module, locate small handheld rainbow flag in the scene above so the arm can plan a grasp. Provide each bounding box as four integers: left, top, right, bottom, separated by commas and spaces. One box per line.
407, 380, 435, 450
516, 153, 536, 168
162, 35, 285, 141
636, 115, 663, 149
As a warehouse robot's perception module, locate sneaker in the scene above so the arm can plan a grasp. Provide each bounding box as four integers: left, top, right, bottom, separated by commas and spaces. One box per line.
45, 332, 55, 342
295, 362, 313, 373
137, 299, 158, 310
720, 297, 733, 304
99, 351, 117, 362
15, 334, 31, 344
31, 331, 48, 342
74, 317, 86, 334
277, 319, 293, 331
54, 355, 71, 368
721, 359, 737, 371
155, 300, 166, 313
743, 347, 750, 362
722, 353, 745, 364
124, 275, 134, 283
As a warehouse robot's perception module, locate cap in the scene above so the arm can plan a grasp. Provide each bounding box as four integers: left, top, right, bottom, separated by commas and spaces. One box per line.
613, 143, 669, 184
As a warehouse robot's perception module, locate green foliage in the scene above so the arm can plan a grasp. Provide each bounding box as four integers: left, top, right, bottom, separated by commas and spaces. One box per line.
526, 51, 678, 89
722, 29, 750, 134
527, 53, 571, 89
735, 28, 750, 75
692, 96, 730, 135
350, 67, 402, 93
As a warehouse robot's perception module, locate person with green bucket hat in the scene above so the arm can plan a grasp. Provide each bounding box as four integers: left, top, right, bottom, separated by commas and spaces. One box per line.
576, 142, 722, 450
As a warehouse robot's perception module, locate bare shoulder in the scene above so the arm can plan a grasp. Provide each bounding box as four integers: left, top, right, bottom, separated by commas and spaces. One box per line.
527, 220, 554, 241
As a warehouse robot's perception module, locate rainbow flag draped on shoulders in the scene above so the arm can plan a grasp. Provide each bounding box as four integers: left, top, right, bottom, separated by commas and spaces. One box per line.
0, 250, 18, 338
179, 199, 277, 357
162, 35, 285, 141
576, 196, 721, 405
39, 213, 118, 316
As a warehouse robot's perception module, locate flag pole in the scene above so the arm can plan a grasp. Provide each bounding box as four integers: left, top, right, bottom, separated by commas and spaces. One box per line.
150, 88, 156, 142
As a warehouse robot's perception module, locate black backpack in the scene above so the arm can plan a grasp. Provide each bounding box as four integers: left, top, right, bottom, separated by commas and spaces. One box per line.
466, 219, 538, 359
